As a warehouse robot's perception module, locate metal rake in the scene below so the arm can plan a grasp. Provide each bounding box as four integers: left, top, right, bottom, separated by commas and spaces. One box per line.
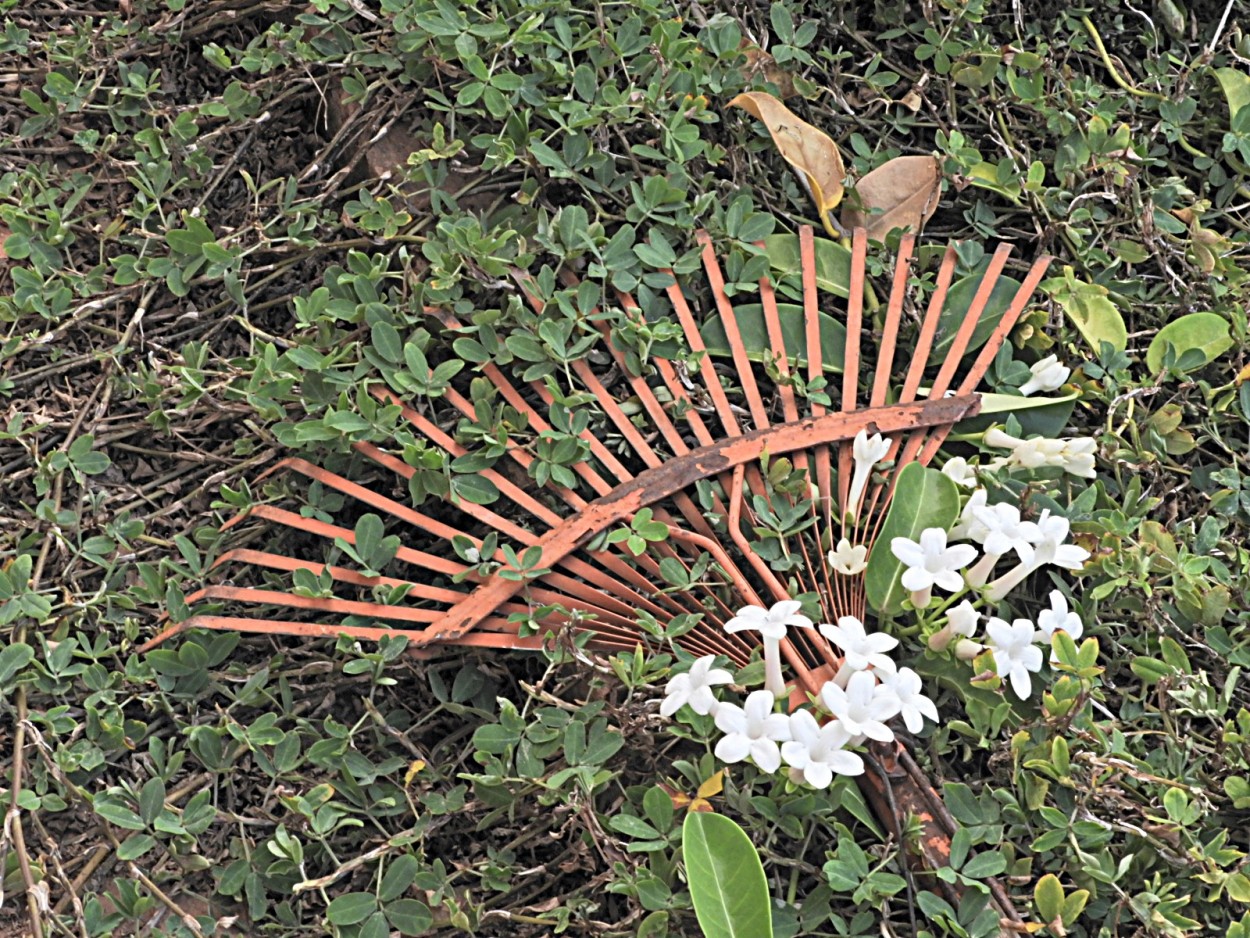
147, 224, 1052, 924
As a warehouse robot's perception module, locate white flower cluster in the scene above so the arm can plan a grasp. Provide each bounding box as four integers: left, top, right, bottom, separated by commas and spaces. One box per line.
659, 601, 937, 790
926, 591, 1084, 699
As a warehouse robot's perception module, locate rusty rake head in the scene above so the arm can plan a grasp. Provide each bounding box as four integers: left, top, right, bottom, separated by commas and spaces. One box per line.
147, 225, 1051, 704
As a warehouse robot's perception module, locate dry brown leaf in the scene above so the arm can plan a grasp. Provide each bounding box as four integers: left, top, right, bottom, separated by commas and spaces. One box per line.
740, 45, 796, 99
840, 154, 941, 239
728, 92, 845, 218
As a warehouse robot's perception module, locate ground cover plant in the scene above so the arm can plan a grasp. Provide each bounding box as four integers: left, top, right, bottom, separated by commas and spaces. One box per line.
2, 0, 1250, 936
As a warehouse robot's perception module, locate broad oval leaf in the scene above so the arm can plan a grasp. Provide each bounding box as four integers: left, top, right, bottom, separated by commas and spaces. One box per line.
864, 463, 961, 615
763, 234, 851, 297
729, 92, 845, 216
1214, 67, 1250, 122
683, 812, 773, 938
1146, 312, 1233, 374
841, 155, 941, 239
929, 271, 1023, 364
326, 892, 378, 926
701, 302, 846, 374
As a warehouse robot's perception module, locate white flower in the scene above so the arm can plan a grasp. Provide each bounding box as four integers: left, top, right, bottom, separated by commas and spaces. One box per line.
963, 502, 1040, 586
880, 668, 940, 734
847, 429, 891, 521
928, 599, 980, 651
949, 487, 989, 541
660, 655, 733, 717
819, 670, 901, 743
941, 456, 979, 488
713, 690, 791, 774
984, 510, 1090, 601
828, 538, 869, 576
724, 600, 814, 696
1036, 589, 1084, 644
818, 615, 898, 676
723, 600, 814, 640
984, 617, 1045, 700
1018, 355, 1072, 396
983, 428, 1097, 479
890, 527, 979, 609
781, 709, 864, 787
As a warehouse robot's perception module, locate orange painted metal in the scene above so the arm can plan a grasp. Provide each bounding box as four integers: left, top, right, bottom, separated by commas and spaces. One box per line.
144, 226, 1051, 929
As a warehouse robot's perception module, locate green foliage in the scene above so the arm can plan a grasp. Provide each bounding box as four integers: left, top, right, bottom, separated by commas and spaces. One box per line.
3, 0, 1250, 936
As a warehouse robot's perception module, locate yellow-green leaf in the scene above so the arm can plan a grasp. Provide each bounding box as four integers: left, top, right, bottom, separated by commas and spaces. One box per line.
1035, 873, 1065, 924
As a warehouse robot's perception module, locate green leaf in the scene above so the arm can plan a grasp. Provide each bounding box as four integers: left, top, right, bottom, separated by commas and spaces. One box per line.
385, 898, 433, 936
961, 850, 1007, 879
379, 854, 419, 902
610, 814, 664, 840
0, 643, 34, 686
1214, 67, 1250, 122
1042, 270, 1128, 353
94, 799, 146, 831
138, 777, 166, 825
929, 271, 1022, 364
864, 464, 960, 614
763, 233, 851, 296
1146, 312, 1233, 374
326, 892, 378, 926
683, 812, 773, 938
371, 322, 404, 363
700, 303, 846, 375
1034, 873, 1065, 923
116, 834, 158, 861
451, 473, 500, 506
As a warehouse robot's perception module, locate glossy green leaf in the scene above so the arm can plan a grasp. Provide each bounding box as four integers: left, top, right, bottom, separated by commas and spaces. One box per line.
683, 812, 773, 938
864, 463, 961, 615
700, 303, 846, 374
1214, 67, 1250, 121
929, 271, 1022, 364
763, 234, 851, 296
1146, 312, 1233, 374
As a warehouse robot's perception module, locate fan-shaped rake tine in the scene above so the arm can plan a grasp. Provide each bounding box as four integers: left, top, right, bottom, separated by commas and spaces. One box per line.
918, 253, 1054, 463
854, 243, 961, 555
258, 460, 677, 624
424, 395, 980, 647
363, 388, 704, 627
431, 303, 714, 626
212, 504, 659, 630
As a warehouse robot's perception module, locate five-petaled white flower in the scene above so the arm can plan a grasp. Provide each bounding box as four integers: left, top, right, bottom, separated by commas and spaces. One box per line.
713, 690, 791, 774
724, 600, 814, 696
819, 615, 898, 678
660, 655, 733, 717
1018, 355, 1072, 396
781, 709, 864, 787
891, 527, 979, 609
984, 510, 1090, 601
1036, 589, 1084, 648
984, 617, 1044, 700
819, 670, 901, 743
941, 456, 979, 489
964, 502, 1040, 586
828, 538, 869, 576
880, 667, 940, 734
847, 429, 891, 521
